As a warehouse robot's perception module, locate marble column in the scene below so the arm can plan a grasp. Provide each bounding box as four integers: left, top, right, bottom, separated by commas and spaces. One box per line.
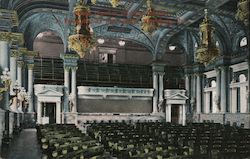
0, 33, 10, 70
56, 102, 61, 124
204, 92, 210, 114
196, 74, 202, 113
27, 64, 34, 112
220, 67, 227, 113
71, 67, 77, 112
17, 61, 23, 87
231, 87, 237, 113
215, 68, 221, 111
247, 59, 250, 112
10, 50, 18, 96
37, 101, 42, 124
0, 33, 10, 110
185, 75, 190, 97
152, 72, 158, 113
240, 84, 247, 113
64, 66, 70, 112
158, 72, 164, 102
166, 104, 171, 122
182, 105, 186, 125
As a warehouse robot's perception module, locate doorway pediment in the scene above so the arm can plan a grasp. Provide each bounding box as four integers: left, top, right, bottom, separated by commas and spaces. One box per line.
37, 89, 63, 97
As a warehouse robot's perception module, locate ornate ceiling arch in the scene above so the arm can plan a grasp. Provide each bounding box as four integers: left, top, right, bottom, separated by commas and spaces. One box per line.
19, 12, 67, 50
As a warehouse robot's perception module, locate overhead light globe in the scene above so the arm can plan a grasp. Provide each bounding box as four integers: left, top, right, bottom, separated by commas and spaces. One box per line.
119, 40, 125, 46
97, 38, 105, 44
169, 45, 176, 51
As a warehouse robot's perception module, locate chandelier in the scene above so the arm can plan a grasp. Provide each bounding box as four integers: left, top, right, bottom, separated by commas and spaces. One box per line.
141, 0, 158, 34
196, 9, 219, 65
235, 0, 249, 26
110, 0, 120, 8
68, 0, 95, 58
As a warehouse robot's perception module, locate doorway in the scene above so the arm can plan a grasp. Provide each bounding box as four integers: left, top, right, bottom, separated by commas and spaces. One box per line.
171, 105, 180, 124
43, 103, 56, 124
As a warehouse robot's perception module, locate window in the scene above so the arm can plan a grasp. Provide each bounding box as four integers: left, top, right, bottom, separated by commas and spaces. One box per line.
99, 53, 116, 64
240, 37, 247, 47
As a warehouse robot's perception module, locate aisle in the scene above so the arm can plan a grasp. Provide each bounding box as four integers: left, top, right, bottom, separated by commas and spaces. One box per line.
3, 129, 42, 159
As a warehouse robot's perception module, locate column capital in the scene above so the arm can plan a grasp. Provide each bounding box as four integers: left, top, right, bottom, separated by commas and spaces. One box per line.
64, 66, 71, 71
25, 50, 39, 57
17, 61, 24, 67
0, 31, 11, 41
71, 66, 78, 71
10, 49, 19, 57
27, 63, 35, 70
10, 32, 24, 46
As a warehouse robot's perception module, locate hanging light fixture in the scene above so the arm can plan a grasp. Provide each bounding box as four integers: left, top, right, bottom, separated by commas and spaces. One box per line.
235, 0, 249, 26
91, 0, 97, 5
110, 0, 120, 8
68, 0, 95, 58
119, 40, 125, 46
97, 38, 105, 44
196, 9, 219, 65
141, 0, 158, 34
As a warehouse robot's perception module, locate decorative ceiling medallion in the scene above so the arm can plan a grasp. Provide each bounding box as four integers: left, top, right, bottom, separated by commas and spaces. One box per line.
68, 0, 95, 58
196, 9, 219, 65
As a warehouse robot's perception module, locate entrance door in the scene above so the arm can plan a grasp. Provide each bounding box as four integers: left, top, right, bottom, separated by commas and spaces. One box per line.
45, 103, 56, 124
171, 105, 180, 124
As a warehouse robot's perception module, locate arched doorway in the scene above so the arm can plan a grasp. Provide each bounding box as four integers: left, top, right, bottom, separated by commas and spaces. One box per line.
33, 31, 64, 58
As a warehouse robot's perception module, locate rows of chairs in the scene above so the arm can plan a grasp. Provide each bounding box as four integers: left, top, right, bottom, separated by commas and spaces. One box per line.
37, 124, 110, 159
87, 122, 250, 159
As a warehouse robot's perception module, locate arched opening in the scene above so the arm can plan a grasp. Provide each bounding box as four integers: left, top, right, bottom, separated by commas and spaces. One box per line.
162, 43, 186, 66
33, 31, 64, 58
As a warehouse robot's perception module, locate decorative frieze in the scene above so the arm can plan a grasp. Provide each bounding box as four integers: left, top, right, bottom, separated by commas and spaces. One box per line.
0, 32, 11, 41
78, 86, 154, 97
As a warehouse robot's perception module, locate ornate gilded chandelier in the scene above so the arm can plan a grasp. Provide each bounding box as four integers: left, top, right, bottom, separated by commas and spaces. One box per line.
196, 9, 219, 65
68, 0, 95, 58
110, 0, 120, 8
235, 0, 249, 26
141, 0, 158, 34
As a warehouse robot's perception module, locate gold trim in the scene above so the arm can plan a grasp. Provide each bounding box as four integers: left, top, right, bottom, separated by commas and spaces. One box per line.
0, 32, 11, 41
10, 49, 19, 57
10, 33, 24, 46
27, 64, 35, 70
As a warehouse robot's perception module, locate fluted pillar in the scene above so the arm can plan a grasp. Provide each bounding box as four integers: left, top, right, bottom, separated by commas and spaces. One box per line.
182, 105, 186, 125
196, 74, 202, 113
220, 67, 227, 113
215, 68, 221, 111
27, 64, 34, 112
17, 61, 23, 87
166, 104, 171, 122
152, 72, 158, 113
10, 50, 18, 95
71, 67, 77, 112
185, 75, 190, 97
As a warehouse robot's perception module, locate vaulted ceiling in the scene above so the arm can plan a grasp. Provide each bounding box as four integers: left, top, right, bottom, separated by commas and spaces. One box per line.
0, 0, 247, 61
